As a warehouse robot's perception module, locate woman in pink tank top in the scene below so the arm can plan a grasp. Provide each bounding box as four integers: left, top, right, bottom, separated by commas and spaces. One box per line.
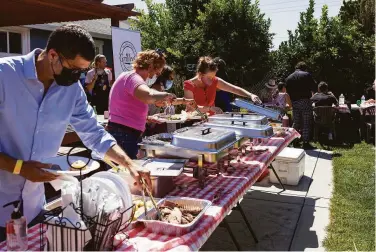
184, 56, 262, 115
107, 50, 176, 159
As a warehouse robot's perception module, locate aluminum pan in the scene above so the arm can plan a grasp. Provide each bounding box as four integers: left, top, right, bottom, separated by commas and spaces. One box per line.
137, 197, 212, 236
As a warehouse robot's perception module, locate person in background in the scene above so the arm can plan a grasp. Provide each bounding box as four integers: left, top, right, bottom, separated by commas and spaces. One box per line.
311, 81, 338, 107
0, 24, 148, 241
285, 61, 316, 149
145, 65, 194, 135
274, 82, 292, 112
85, 54, 113, 114
184, 56, 261, 115
108, 49, 192, 159
213, 57, 232, 112
365, 80, 375, 101
259, 79, 278, 104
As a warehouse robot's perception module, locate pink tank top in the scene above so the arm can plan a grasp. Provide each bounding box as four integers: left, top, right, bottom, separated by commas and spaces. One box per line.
108, 71, 148, 132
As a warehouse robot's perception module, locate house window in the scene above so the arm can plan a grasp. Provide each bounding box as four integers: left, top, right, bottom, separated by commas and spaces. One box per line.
94, 39, 104, 55
0, 31, 23, 54
0, 27, 30, 57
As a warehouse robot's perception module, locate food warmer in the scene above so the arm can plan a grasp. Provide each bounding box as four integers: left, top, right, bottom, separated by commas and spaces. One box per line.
139, 127, 247, 187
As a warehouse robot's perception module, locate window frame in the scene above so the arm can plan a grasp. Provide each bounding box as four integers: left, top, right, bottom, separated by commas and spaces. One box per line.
0, 26, 30, 58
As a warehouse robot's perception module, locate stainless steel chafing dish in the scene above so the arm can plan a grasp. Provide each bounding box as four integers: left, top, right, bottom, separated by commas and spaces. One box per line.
139, 128, 248, 188
203, 120, 274, 138
232, 98, 282, 121
208, 113, 268, 125
172, 126, 237, 152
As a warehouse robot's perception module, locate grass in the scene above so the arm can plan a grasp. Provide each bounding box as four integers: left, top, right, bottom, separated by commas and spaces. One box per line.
321, 142, 375, 251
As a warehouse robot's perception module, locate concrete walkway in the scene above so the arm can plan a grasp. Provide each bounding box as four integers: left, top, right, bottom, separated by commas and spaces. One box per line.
201, 149, 333, 251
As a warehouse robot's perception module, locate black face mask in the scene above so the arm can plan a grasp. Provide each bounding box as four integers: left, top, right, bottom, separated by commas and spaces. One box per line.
51, 57, 85, 87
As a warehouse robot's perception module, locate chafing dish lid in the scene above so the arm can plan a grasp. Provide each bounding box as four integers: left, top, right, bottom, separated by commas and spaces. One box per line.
232, 98, 282, 121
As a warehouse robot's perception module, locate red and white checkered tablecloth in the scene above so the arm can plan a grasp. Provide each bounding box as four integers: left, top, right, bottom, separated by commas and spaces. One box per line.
0, 129, 300, 252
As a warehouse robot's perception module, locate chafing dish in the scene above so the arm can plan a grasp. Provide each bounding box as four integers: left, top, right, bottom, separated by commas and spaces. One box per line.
203, 121, 274, 138
172, 126, 237, 152
139, 129, 248, 188
208, 113, 268, 125
232, 98, 282, 121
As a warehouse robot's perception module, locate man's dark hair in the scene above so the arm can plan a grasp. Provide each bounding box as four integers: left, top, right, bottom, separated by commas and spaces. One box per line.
213, 57, 228, 80
278, 82, 286, 91
318, 81, 329, 93
295, 61, 308, 71
46, 24, 95, 61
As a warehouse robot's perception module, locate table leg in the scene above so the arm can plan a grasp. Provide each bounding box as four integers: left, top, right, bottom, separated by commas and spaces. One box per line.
221, 219, 242, 251
234, 202, 259, 243
269, 164, 286, 191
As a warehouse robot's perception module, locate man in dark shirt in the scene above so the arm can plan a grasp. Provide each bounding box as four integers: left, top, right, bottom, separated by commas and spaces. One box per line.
286, 61, 316, 149
311, 82, 338, 106
214, 57, 232, 112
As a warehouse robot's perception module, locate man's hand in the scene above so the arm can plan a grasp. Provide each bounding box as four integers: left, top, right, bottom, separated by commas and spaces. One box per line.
19, 161, 59, 182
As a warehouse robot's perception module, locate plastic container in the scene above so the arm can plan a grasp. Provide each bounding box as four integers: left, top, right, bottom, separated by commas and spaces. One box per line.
282, 114, 289, 127
361, 95, 366, 105
270, 147, 305, 186
339, 94, 345, 105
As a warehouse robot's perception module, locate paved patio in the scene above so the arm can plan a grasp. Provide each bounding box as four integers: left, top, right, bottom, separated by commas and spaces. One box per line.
202, 149, 333, 251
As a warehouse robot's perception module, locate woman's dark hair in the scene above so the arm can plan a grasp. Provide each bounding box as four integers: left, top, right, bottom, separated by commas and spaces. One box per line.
197, 56, 218, 74
278, 82, 286, 91
46, 24, 95, 61
153, 65, 174, 88
318, 81, 329, 93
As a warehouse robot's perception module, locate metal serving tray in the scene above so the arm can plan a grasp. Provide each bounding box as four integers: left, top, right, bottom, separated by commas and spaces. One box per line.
203, 121, 274, 138
232, 98, 282, 121
172, 126, 237, 152
137, 197, 212, 236
139, 136, 247, 163
208, 113, 268, 125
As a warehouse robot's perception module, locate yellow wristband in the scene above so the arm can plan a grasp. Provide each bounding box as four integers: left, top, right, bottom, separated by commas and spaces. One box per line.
13, 160, 23, 175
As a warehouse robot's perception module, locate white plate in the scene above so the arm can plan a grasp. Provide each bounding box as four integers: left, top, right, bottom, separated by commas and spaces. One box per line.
92, 172, 133, 222
42, 156, 100, 176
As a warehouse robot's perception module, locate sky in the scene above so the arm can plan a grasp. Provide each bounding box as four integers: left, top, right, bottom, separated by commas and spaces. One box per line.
104, 0, 343, 49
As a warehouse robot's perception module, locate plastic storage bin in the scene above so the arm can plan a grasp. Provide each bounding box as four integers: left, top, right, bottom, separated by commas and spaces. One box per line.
270, 147, 305, 186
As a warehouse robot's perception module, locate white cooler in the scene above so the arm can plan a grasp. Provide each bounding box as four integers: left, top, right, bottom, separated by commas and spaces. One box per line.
270, 147, 305, 186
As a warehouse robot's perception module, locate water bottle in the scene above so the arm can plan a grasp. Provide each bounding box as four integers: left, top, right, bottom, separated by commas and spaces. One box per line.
339, 94, 345, 105
361, 95, 366, 105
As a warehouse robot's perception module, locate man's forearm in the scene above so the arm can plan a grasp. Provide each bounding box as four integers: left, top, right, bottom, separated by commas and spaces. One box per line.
104, 145, 139, 177
0, 152, 17, 173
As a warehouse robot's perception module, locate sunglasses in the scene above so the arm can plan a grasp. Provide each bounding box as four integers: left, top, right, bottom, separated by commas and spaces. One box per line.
58, 54, 90, 74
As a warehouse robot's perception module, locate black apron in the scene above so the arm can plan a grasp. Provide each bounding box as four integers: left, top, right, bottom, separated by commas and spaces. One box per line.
92, 70, 110, 114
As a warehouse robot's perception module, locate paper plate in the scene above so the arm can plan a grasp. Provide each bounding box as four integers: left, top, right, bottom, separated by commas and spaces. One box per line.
42, 156, 100, 176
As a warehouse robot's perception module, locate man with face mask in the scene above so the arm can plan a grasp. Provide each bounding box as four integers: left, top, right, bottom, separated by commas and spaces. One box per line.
0, 24, 149, 241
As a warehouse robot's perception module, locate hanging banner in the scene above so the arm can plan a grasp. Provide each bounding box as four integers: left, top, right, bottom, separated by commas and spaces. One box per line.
111, 27, 141, 79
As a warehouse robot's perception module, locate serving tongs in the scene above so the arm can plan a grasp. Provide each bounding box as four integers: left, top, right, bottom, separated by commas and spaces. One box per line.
194, 107, 208, 121
103, 158, 162, 221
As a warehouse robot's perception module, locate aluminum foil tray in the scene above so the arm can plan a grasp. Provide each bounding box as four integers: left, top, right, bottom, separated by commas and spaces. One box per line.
138, 197, 212, 236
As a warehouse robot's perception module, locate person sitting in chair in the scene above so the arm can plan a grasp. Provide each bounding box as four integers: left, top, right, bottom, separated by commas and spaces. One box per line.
311, 82, 338, 107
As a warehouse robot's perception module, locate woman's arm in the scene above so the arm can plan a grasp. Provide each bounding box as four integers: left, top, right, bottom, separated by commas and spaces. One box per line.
134, 84, 175, 104
286, 93, 292, 108
184, 89, 196, 112
217, 78, 261, 104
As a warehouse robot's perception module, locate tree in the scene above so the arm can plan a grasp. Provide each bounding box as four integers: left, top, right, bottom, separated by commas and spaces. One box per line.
272, 0, 374, 101
131, 0, 274, 90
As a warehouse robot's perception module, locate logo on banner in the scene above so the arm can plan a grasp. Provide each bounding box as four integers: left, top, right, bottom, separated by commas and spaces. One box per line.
119, 41, 137, 71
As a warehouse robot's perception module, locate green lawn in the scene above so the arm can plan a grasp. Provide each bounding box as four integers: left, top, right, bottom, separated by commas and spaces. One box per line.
322, 142, 375, 251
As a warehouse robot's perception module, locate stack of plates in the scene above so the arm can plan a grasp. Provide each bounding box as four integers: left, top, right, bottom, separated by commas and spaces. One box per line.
86, 172, 133, 223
